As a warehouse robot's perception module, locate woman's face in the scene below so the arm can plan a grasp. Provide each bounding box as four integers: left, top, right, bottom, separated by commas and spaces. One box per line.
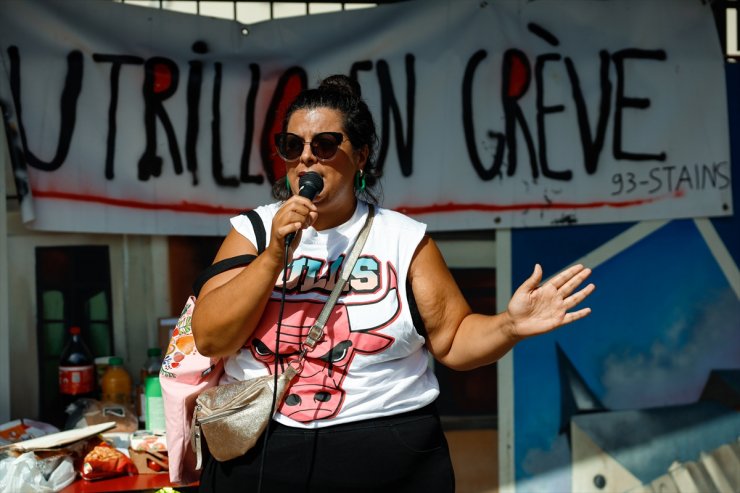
284, 107, 367, 218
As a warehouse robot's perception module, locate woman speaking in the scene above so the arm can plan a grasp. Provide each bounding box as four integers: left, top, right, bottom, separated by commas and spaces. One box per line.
191, 74, 594, 492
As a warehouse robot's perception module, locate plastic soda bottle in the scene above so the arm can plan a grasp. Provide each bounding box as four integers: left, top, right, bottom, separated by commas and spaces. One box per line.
59, 326, 96, 404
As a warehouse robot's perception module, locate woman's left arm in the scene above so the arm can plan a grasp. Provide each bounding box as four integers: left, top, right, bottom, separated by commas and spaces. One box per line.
409, 236, 595, 371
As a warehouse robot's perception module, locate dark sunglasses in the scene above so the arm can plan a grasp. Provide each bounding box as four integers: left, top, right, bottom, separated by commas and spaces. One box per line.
274, 132, 344, 161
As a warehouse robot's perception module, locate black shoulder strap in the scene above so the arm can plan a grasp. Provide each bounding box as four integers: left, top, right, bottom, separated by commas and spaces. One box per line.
192, 210, 267, 297
243, 209, 266, 254
406, 279, 428, 338
193, 255, 257, 297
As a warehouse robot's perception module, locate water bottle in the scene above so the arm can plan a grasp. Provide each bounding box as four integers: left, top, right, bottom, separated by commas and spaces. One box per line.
138, 347, 163, 425
145, 372, 166, 431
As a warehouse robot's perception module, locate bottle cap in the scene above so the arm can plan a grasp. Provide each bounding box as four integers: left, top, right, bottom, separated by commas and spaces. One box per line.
109, 356, 123, 365
147, 347, 162, 357
70, 326, 81, 335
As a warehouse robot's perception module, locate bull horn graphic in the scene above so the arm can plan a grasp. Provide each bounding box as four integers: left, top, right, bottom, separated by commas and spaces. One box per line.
345, 264, 401, 332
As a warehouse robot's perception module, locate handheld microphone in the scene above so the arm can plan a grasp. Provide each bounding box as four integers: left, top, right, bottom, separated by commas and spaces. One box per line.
284, 172, 324, 246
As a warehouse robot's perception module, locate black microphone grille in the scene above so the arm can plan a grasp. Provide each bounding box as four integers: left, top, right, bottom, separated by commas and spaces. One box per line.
298, 172, 324, 198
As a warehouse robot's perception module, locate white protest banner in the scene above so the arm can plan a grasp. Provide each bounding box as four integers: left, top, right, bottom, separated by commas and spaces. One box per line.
0, 0, 731, 235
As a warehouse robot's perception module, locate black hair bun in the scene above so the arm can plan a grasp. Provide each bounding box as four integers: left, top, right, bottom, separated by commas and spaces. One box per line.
319, 74, 362, 98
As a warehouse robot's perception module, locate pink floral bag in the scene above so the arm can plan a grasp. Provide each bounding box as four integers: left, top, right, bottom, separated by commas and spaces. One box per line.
160, 295, 223, 484
159, 209, 265, 483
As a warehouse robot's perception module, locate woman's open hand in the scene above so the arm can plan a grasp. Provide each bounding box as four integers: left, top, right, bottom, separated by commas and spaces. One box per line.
506, 264, 595, 340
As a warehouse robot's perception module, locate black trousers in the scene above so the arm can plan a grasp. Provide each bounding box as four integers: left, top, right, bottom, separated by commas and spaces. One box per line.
198, 403, 455, 493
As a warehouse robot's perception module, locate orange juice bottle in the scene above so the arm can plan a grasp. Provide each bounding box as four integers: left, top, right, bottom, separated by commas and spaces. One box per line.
101, 357, 132, 406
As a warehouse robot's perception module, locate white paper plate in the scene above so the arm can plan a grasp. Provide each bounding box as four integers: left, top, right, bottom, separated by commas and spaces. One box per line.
3, 422, 117, 451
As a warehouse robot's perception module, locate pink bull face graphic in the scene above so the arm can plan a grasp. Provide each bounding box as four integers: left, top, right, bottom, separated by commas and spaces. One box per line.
247, 264, 401, 422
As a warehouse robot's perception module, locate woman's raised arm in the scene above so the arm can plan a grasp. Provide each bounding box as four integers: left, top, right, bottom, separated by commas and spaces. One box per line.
190, 228, 283, 357
192, 196, 319, 357
409, 236, 595, 371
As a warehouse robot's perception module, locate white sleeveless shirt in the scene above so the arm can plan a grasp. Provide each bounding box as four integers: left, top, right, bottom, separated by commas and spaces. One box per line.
224, 201, 440, 429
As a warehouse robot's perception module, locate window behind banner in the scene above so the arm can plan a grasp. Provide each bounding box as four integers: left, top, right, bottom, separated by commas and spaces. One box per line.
35, 246, 114, 426
116, 0, 382, 23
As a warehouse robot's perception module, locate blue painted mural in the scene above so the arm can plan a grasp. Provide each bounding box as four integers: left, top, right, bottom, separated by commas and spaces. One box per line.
510, 63, 740, 492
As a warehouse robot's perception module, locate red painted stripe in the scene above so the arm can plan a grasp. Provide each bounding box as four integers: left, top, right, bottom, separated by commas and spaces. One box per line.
32, 189, 671, 217
32, 190, 244, 215
396, 195, 661, 215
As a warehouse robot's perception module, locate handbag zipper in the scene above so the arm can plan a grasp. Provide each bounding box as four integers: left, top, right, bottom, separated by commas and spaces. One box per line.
195, 402, 252, 425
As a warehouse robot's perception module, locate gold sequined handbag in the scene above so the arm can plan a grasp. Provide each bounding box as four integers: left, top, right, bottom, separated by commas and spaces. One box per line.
190, 205, 375, 467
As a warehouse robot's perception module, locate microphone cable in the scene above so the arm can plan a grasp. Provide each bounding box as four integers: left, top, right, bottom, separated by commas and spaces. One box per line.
256, 239, 291, 493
